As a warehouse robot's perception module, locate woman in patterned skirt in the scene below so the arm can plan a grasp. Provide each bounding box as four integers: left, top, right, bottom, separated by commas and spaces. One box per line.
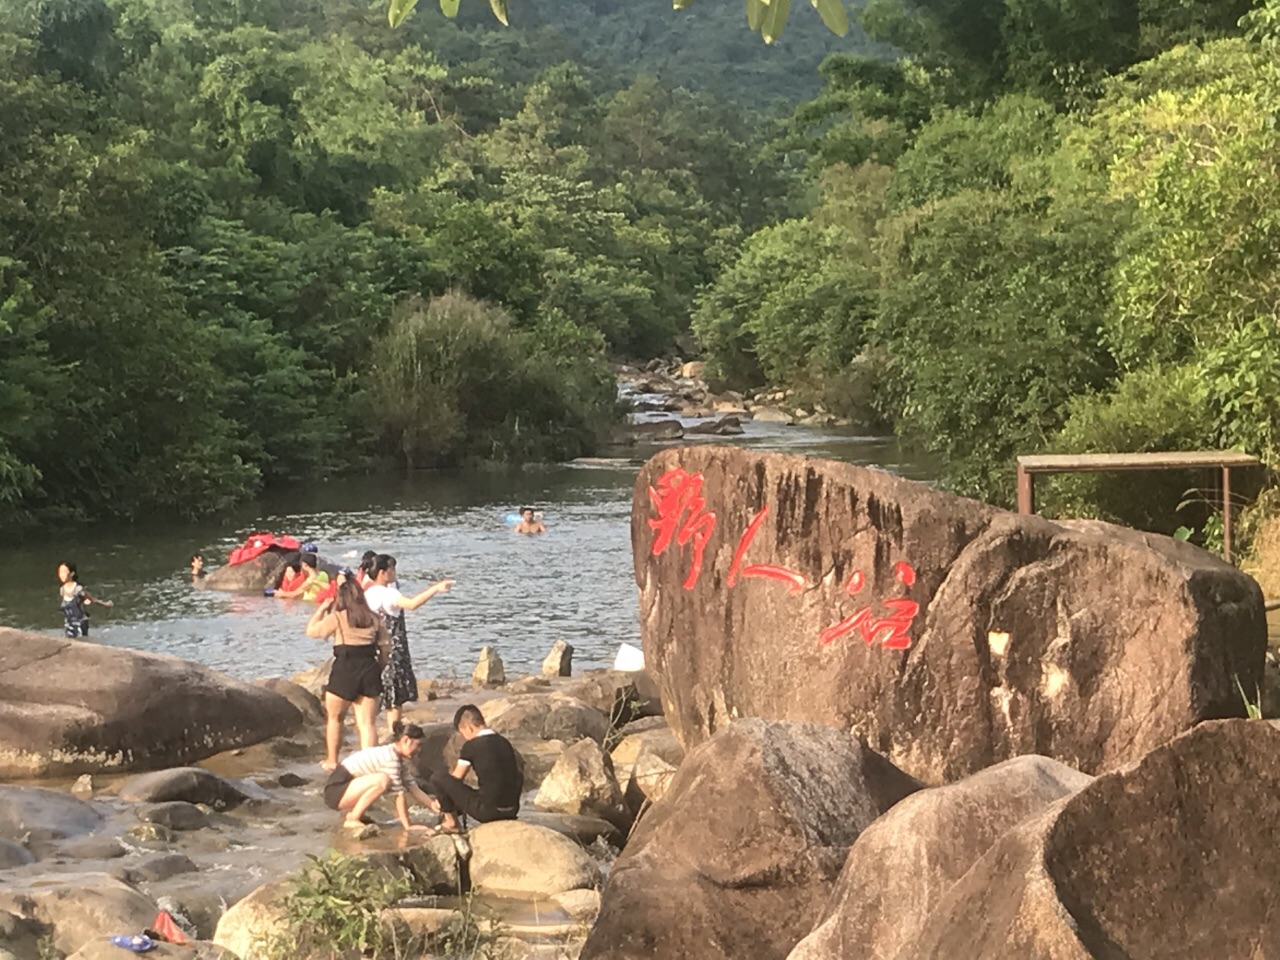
363, 554, 454, 739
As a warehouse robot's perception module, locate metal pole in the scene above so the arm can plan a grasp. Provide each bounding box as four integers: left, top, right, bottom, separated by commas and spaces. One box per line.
1222, 465, 1233, 563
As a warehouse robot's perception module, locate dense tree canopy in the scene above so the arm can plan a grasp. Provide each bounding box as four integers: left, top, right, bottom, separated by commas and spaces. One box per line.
0, 0, 796, 525
698, 0, 1280, 540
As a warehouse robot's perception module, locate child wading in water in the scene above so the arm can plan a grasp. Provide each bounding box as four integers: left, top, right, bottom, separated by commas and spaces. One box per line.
57, 562, 112, 637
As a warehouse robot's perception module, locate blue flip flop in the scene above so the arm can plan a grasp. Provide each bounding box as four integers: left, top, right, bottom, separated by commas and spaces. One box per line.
109, 934, 157, 953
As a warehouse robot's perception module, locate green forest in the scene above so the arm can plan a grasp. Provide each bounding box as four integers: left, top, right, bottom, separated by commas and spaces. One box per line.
2, 0, 1279, 546
693, 0, 1280, 542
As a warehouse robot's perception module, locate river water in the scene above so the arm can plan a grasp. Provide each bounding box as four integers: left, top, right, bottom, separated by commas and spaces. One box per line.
0, 405, 934, 682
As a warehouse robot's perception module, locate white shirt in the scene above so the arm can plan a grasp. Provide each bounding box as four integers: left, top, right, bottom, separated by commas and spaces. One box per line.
364, 583, 403, 617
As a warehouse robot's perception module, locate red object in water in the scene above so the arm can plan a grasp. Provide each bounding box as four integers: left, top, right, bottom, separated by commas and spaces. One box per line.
226, 533, 302, 566
313, 579, 338, 605
150, 910, 188, 945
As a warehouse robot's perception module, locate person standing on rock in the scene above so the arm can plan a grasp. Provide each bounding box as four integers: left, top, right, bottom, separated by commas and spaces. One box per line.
323, 721, 437, 832
57, 562, 112, 638
306, 577, 391, 771
363, 554, 454, 739
427, 704, 522, 833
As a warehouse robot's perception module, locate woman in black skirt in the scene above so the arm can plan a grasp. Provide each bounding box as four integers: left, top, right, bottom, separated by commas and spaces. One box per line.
306, 576, 390, 770
363, 554, 454, 740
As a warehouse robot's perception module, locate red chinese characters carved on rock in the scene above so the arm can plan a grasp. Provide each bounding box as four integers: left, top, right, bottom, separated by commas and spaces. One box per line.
727, 503, 809, 593
818, 560, 920, 649
647, 467, 919, 650
647, 468, 718, 590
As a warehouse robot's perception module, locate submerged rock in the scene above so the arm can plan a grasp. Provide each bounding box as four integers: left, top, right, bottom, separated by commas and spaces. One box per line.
633, 446, 1266, 782
118, 767, 263, 809
0, 786, 104, 845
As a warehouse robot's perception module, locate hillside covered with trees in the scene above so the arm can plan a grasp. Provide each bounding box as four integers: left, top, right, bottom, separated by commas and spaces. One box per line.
695, 0, 1280, 539
0, 0, 805, 525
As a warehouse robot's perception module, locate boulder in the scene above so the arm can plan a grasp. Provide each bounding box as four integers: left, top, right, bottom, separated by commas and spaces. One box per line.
788, 755, 1093, 960
468, 821, 601, 896
290, 658, 333, 699
473, 646, 507, 688
58, 837, 127, 860
534, 740, 629, 830
132, 853, 199, 883
201, 551, 289, 593
71, 775, 94, 797
613, 421, 684, 445
0, 838, 33, 869
557, 672, 663, 727
255, 678, 324, 725
633, 446, 1266, 782
621, 752, 678, 809
580, 719, 922, 960
212, 877, 291, 960
0, 872, 156, 957
750, 406, 794, 424
687, 415, 745, 437
0, 631, 304, 778
137, 801, 208, 831
542, 640, 575, 678
554, 889, 602, 922
0, 786, 103, 846
117, 768, 262, 809
610, 727, 684, 811
609, 727, 684, 771
680, 361, 706, 380
904, 720, 1280, 959
518, 812, 624, 848
484, 695, 610, 745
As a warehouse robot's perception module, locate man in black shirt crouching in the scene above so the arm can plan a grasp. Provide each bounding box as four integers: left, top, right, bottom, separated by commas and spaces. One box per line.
428, 704, 523, 833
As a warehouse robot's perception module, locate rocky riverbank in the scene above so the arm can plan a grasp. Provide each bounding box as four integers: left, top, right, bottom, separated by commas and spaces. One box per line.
5, 444, 1279, 960
610, 360, 866, 446
0, 633, 668, 960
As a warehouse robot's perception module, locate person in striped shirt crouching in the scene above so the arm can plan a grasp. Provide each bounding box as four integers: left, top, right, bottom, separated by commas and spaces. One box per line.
323, 721, 437, 832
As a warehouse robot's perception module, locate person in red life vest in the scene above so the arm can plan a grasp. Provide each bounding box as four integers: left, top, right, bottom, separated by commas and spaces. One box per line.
273, 552, 318, 599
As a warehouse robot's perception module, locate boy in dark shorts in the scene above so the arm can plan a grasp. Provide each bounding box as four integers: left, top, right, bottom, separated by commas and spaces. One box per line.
428, 704, 523, 832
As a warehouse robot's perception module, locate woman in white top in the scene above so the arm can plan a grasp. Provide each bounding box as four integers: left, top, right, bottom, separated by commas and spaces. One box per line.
364, 554, 454, 739
322, 721, 437, 831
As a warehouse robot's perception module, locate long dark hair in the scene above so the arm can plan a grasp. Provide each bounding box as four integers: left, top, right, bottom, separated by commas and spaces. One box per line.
335, 578, 377, 630
372, 554, 397, 580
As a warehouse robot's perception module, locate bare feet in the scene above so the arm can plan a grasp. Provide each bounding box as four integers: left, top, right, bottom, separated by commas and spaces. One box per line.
321, 760, 338, 772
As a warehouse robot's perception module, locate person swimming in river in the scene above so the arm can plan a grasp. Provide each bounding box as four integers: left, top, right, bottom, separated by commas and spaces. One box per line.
57, 562, 112, 638
514, 507, 546, 535
364, 554, 455, 739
